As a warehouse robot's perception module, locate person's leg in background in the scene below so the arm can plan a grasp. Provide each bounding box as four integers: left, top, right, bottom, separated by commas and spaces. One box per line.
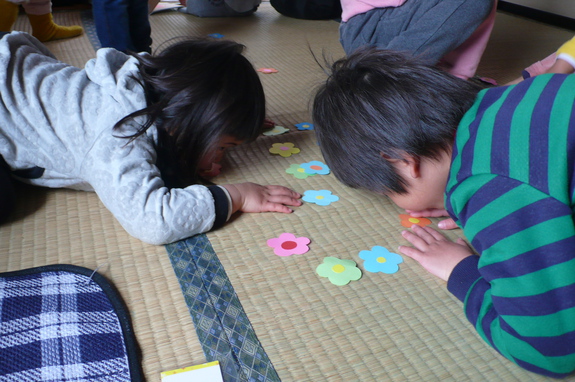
0, 0, 20, 32
340, 0, 494, 65
22, 0, 83, 41
128, 0, 151, 53
1, 0, 83, 40
93, 0, 151, 52
439, 0, 498, 79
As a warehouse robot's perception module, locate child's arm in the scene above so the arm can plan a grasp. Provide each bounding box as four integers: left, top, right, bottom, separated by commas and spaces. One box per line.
83, 133, 300, 245
401, 181, 575, 377
507, 35, 575, 85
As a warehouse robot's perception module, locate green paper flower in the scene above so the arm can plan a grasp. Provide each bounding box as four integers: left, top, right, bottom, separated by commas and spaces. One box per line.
316, 257, 362, 286
263, 125, 289, 136
286, 164, 316, 179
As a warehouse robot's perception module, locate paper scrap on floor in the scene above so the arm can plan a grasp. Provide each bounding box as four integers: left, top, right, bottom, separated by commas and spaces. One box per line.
161, 361, 224, 382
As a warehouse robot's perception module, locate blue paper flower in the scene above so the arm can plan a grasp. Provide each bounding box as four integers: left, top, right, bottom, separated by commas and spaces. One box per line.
295, 122, 314, 131
300, 160, 330, 175
359, 246, 403, 274
303, 190, 339, 206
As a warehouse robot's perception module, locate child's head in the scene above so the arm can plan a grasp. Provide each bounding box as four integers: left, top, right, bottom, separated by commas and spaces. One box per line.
117, 37, 266, 187
312, 46, 481, 197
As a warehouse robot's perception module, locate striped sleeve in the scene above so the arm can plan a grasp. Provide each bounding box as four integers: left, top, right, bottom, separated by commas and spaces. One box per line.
445, 74, 575, 377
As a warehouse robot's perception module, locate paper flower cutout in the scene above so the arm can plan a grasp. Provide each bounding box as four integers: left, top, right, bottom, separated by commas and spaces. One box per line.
359, 246, 403, 274
263, 125, 289, 136
316, 257, 362, 286
295, 122, 314, 131
286, 164, 316, 179
267, 233, 310, 257
399, 214, 432, 228
257, 68, 278, 74
303, 190, 339, 206
269, 142, 300, 157
207, 33, 224, 38
300, 160, 330, 175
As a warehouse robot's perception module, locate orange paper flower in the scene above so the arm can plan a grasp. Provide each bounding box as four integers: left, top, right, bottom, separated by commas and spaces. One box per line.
399, 214, 432, 228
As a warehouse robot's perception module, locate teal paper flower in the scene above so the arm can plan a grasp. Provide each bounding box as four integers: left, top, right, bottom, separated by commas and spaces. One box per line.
316, 257, 362, 286
295, 122, 314, 131
286, 164, 316, 179
359, 246, 403, 274
303, 190, 339, 206
300, 160, 330, 175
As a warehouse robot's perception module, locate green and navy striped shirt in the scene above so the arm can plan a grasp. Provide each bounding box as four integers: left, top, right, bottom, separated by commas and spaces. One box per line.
445, 74, 575, 377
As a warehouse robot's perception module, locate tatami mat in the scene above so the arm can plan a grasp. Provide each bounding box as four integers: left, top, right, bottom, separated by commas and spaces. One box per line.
1, 3, 574, 381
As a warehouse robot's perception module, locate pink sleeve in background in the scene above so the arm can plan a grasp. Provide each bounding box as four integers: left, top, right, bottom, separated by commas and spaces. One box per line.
439, 0, 498, 80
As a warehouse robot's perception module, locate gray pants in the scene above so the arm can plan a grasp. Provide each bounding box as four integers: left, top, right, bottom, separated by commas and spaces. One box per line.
340, 0, 494, 63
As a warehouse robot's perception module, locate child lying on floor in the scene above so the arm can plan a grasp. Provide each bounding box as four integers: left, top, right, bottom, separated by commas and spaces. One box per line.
312, 38, 575, 377
0, 31, 301, 244
408, 35, 575, 230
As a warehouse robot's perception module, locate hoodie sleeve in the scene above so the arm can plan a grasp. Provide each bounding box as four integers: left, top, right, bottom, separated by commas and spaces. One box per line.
81, 129, 224, 245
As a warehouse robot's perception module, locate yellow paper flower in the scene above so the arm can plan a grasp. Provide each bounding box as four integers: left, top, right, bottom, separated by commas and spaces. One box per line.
269, 142, 300, 157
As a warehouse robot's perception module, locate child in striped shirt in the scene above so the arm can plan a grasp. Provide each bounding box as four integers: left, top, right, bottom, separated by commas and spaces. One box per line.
312, 39, 575, 377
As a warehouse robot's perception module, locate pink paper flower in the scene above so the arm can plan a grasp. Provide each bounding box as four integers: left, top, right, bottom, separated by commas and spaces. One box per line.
267, 233, 310, 257
257, 68, 278, 74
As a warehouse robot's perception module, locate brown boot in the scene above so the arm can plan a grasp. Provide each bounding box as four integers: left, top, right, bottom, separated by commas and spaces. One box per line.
27, 12, 83, 42
0, 0, 19, 32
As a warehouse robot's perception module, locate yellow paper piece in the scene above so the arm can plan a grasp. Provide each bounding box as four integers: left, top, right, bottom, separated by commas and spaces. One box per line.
161, 361, 223, 381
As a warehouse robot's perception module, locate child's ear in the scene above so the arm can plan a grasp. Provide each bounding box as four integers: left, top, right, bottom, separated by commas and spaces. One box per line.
380, 151, 421, 179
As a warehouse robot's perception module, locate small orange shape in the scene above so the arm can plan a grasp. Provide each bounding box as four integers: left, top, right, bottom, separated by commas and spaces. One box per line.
399, 214, 432, 228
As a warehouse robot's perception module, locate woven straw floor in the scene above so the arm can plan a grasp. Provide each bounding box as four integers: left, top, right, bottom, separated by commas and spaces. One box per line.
1, 3, 574, 380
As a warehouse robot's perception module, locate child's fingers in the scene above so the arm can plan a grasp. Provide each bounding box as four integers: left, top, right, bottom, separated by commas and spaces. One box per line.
437, 218, 458, 230
397, 244, 423, 261
406, 208, 448, 218
401, 229, 430, 250
265, 185, 301, 199
410, 225, 442, 244
264, 202, 294, 214
267, 194, 303, 207
420, 225, 447, 241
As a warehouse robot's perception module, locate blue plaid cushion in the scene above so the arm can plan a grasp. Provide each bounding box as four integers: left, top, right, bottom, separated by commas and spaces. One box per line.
0, 265, 142, 382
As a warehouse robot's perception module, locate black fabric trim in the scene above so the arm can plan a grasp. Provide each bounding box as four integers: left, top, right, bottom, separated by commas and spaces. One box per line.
0, 265, 145, 382
207, 185, 230, 230
12, 166, 45, 179
498, 1, 575, 31
0, 154, 45, 179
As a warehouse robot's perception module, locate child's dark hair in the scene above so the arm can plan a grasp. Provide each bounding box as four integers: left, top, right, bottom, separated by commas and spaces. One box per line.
114, 37, 265, 187
312, 47, 482, 195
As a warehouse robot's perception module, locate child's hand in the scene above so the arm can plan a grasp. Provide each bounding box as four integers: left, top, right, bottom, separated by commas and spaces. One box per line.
405, 208, 458, 230
398, 225, 474, 281
222, 183, 302, 214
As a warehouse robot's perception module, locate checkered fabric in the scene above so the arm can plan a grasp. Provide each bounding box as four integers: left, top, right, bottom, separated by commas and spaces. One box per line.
166, 234, 281, 382
0, 265, 141, 382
